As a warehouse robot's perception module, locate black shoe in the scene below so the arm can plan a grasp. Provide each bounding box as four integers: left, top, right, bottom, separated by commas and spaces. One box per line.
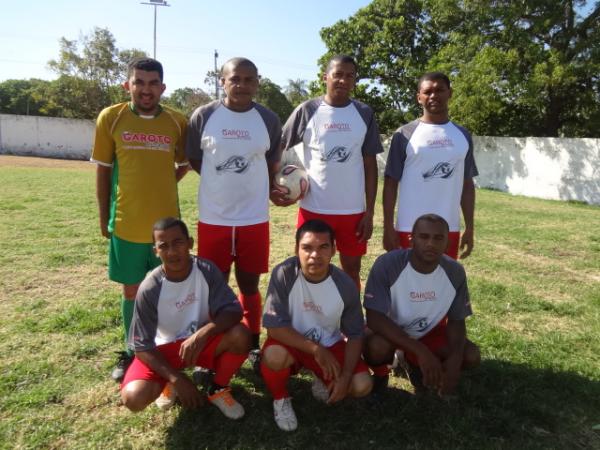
368, 374, 389, 406
111, 351, 133, 382
192, 367, 215, 390
406, 364, 426, 394
248, 349, 261, 375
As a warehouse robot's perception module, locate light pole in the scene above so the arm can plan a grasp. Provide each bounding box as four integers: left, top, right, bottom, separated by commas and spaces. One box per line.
140, 0, 170, 59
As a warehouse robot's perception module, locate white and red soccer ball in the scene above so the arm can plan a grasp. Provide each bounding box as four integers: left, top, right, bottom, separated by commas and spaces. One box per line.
274, 165, 309, 202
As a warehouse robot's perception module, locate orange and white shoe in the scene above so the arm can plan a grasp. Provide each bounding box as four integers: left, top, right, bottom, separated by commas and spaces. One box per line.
155, 383, 177, 410
207, 387, 245, 420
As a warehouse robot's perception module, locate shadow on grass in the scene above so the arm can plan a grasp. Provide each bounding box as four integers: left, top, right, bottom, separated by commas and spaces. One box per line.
163, 362, 600, 450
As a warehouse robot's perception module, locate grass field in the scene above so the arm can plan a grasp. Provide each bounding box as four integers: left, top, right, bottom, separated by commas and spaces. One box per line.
0, 155, 599, 450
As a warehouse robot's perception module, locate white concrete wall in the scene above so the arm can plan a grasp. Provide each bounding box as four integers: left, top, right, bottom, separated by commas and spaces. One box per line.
1, 114, 599, 205
375, 136, 600, 205
473, 136, 600, 205
0, 114, 94, 160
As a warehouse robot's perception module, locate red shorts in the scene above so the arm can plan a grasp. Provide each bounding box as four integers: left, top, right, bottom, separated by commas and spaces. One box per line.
297, 208, 367, 256
262, 337, 369, 382
197, 221, 269, 274
397, 231, 460, 260
404, 318, 448, 366
120, 334, 223, 390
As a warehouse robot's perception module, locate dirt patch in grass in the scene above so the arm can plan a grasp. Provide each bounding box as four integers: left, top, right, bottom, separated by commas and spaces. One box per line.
0, 155, 93, 170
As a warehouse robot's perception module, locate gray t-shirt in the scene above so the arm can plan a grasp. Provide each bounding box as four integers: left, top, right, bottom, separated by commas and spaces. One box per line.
364, 249, 472, 338
384, 119, 478, 232
263, 256, 364, 347
185, 100, 282, 225
129, 256, 241, 352
281, 97, 384, 214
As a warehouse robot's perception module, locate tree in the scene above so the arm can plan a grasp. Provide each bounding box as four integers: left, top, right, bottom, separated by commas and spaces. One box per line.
284, 79, 310, 107
163, 87, 212, 116
46, 27, 147, 118
319, 0, 600, 137
0, 79, 49, 115
255, 78, 294, 123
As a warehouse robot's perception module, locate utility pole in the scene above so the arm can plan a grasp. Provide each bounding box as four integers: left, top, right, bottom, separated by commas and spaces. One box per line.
141, 0, 170, 59
214, 50, 219, 99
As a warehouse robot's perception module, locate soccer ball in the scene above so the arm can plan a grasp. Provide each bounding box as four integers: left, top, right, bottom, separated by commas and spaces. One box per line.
274, 165, 309, 201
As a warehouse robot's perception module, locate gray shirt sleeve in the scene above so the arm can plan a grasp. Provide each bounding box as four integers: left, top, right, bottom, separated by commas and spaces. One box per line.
384, 120, 419, 181
352, 100, 384, 156
194, 257, 242, 318
185, 100, 220, 169
454, 123, 478, 179
129, 268, 164, 352
262, 257, 300, 328
330, 266, 364, 339
438, 256, 473, 321
254, 103, 283, 164
363, 250, 411, 315
281, 98, 321, 150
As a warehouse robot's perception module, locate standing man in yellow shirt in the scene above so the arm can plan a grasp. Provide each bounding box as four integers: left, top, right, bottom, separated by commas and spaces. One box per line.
91, 57, 189, 381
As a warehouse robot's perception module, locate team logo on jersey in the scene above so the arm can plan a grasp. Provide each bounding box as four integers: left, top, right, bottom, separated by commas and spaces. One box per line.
323, 122, 351, 131
407, 317, 429, 333
304, 327, 323, 343
410, 291, 437, 302
222, 128, 251, 140
216, 155, 250, 174
174, 320, 199, 340
122, 131, 172, 151
321, 146, 351, 163
175, 293, 198, 310
422, 162, 455, 181
426, 138, 453, 148
302, 300, 323, 315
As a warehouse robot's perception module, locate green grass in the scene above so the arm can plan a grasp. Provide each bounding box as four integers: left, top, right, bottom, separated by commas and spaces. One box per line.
0, 157, 599, 450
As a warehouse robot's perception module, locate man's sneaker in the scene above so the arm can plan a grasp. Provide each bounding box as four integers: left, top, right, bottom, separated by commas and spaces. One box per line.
248, 349, 261, 374
155, 383, 177, 410
192, 367, 214, 390
207, 387, 245, 420
273, 397, 298, 431
406, 364, 426, 394
368, 374, 389, 406
311, 376, 329, 403
111, 351, 133, 382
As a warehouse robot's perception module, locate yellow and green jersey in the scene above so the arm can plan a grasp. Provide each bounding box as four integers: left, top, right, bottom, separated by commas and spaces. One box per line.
91, 102, 188, 243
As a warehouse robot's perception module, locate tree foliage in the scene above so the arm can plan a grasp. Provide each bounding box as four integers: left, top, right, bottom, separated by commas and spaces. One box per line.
163, 87, 212, 116
319, 0, 600, 137
284, 79, 310, 107
255, 78, 294, 123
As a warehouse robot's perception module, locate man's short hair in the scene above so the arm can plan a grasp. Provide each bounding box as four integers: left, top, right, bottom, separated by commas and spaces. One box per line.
295, 219, 335, 247
417, 72, 451, 91
128, 57, 164, 82
412, 213, 450, 235
326, 54, 358, 73
153, 217, 190, 241
221, 57, 258, 77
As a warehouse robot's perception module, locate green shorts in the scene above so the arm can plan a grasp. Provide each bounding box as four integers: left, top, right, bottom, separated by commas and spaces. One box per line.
108, 235, 161, 285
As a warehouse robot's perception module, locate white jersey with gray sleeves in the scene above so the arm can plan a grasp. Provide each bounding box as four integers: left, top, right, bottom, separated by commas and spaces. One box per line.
185, 100, 282, 226
263, 257, 364, 347
282, 97, 384, 214
364, 249, 472, 339
385, 120, 478, 232
129, 256, 241, 351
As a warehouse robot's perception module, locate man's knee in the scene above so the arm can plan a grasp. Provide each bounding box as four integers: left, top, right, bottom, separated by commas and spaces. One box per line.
123, 284, 140, 300
349, 372, 373, 398
223, 324, 252, 354
463, 340, 481, 369
120, 380, 160, 412
363, 333, 395, 366
262, 344, 292, 371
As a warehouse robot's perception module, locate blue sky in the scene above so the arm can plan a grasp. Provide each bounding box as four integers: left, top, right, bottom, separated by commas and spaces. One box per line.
0, 0, 371, 94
